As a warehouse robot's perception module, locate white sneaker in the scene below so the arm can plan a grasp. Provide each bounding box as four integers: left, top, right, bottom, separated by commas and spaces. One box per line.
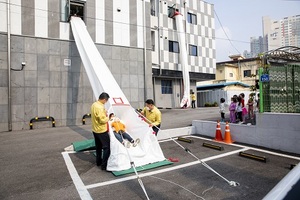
132, 138, 140, 147
125, 141, 131, 148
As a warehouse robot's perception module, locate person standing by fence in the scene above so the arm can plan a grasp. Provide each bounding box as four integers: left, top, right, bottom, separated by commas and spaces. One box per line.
229, 96, 237, 123
191, 92, 196, 109
219, 98, 226, 122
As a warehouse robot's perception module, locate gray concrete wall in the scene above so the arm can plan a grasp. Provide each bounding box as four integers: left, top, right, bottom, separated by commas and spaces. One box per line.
0, 34, 150, 132
158, 126, 194, 141
192, 113, 300, 155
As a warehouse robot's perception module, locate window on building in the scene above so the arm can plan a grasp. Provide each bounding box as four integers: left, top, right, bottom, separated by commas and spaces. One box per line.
61, 0, 85, 22
229, 73, 233, 77
243, 70, 251, 77
168, 6, 178, 18
187, 12, 197, 25
61, 0, 69, 21
161, 80, 173, 94
189, 45, 197, 56
150, 0, 156, 16
151, 31, 155, 51
169, 41, 179, 53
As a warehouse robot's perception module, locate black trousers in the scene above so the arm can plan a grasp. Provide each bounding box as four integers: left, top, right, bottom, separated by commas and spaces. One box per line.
221, 113, 225, 120
93, 131, 110, 169
237, 112, 243, 122
192, 100, 196, 108
152, 124, 161, 136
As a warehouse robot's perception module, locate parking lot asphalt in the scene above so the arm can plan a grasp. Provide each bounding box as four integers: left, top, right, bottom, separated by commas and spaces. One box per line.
0, 107, 299, 200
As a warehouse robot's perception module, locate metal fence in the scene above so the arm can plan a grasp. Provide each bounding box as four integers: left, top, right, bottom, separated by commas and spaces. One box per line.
197, 90, 226, 107
197, 90, 252, 108
261, 64, 300, 113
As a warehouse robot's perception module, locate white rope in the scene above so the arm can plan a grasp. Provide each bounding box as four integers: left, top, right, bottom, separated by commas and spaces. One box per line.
202, 185, 214, 195
134, 108, 239, 187
149, 175, 206, 200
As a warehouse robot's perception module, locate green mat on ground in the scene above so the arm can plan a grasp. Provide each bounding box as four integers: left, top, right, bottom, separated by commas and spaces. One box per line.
112, 160, 173, 176
72, 139, 95, 152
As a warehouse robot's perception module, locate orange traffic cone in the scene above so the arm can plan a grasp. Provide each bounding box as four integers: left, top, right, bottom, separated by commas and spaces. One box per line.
214, 121, 223, 141
223, 122, 234, 144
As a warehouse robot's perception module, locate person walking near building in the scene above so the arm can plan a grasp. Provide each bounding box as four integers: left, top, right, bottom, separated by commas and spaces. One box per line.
239, 93, 247, 123
247, 95, 254, 119
219, 98, 226, 122
191, 92, 196, 108
229, 96, 237, 123
141, 99, 161, 136
236, 96, 243, 124
91, 92, 110, 170
256, 93, 260, 112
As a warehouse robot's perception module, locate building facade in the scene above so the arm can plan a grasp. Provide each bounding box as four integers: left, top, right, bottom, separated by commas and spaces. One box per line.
263, 15, 300, 51
0, 0, 216, 132
243, 36, 264, 59
216, 58, 258, 86
149, 0, 215, 108
250, 36, 264, 57
0, 0, 153, 131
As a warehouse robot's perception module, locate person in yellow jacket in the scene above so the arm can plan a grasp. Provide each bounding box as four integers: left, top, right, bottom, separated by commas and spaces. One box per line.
91, 92, 110, 170
141, 99, 161, 136
191, 92, 196, 108
109, 113, 140, 147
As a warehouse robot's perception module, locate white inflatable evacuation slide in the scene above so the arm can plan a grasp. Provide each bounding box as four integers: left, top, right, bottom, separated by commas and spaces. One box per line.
173, 12, 191, 108
70, 17, 166, 171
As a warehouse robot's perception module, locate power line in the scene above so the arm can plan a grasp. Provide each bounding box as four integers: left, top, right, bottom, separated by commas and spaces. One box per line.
213, 10, 241, 54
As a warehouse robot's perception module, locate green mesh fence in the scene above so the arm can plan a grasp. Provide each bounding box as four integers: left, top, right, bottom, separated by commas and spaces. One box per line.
261, 64, 300, 113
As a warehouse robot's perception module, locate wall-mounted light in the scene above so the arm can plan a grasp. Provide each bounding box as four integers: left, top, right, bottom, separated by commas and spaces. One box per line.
117, 8, 121, 12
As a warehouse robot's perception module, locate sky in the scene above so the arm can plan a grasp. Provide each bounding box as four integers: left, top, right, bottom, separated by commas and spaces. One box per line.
205, 0, 300, 62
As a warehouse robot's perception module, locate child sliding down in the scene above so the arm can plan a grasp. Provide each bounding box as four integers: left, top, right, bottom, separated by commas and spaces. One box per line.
109, 113, 140, 148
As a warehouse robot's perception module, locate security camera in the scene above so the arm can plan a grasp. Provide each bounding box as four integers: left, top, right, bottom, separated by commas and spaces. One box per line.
21, 62, 26, 66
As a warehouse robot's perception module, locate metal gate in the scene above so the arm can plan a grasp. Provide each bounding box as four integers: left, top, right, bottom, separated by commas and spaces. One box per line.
261, 64, 300, 113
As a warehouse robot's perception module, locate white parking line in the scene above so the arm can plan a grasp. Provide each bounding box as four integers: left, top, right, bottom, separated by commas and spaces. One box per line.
62, 136, 300, 198
85, 147, 248, 189
61, 152, 92, 200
